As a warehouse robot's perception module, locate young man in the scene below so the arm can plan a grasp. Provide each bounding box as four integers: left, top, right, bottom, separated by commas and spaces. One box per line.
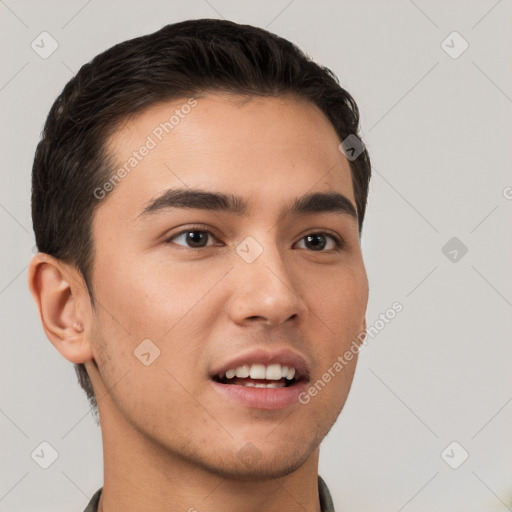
28, 19, 371, 512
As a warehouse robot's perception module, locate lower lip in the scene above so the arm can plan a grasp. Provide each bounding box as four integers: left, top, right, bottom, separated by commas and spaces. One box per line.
210, 379, 308, 410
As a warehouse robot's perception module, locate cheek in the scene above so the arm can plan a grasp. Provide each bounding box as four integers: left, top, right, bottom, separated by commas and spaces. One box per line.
92, 256, 213, 339
310, 264, 368, 332
89, 258, 219, 394
306, 264, 367, 405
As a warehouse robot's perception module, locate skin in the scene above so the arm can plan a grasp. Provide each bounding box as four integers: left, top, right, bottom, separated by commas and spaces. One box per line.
28, 93, 369, 512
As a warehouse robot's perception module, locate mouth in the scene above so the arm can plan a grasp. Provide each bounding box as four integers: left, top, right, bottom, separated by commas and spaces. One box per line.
212, 362, 300, 388
209, 349, 310, 410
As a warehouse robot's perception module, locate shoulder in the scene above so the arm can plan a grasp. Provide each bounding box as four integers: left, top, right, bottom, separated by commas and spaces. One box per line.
82, 487, 102, 512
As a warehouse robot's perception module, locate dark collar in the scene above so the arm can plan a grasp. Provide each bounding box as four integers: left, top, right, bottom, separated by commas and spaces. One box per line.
83, 475, 335, 512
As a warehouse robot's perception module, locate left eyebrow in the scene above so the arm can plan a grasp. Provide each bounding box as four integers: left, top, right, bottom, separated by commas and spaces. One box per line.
137, 187, 358, 222
286, 190, 357, 222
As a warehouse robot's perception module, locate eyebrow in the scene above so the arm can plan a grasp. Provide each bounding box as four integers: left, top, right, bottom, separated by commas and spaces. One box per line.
138, 188, 358, 222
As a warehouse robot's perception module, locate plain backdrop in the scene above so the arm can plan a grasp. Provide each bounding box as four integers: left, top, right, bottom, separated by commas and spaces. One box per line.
1, 1, 511, 511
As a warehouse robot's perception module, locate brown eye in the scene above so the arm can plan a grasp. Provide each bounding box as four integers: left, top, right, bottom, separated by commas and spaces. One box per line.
166, 229, 218, 249
295, 232, 341, 252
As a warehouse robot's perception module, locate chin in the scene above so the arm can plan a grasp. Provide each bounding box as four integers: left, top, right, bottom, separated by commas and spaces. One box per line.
196, 437, 319, 481
216, 453, 312, 481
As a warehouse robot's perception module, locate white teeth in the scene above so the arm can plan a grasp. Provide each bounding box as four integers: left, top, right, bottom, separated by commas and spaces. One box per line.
249, 381, 286, 388
265, 364, 282, 380
219, 363, 297, 382
235, 365, 250, 378
265, 381, 285, 388
249, 364, 266, 379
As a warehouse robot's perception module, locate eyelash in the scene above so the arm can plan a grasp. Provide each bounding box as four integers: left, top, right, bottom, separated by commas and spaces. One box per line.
164, 224, 344, 251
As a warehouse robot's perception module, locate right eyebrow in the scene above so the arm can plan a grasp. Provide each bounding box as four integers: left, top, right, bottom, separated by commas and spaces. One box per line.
137, 188, 248, 218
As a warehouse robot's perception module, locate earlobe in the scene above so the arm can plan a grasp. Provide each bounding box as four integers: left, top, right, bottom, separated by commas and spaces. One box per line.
28, 253, 93, 364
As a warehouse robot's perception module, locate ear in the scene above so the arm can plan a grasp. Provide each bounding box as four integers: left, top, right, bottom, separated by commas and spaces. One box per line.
28, 252, 94, 364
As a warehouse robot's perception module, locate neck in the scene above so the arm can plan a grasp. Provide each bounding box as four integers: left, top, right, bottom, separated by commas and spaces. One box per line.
96, 396, 323, 512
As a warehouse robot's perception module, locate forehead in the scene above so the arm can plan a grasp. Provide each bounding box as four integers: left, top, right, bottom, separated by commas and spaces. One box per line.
101, 93, 355, 223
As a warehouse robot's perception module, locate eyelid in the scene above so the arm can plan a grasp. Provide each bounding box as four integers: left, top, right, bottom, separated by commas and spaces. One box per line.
164, 225, 344, 250
164, 224, 220, 246
298, 229, 344, 249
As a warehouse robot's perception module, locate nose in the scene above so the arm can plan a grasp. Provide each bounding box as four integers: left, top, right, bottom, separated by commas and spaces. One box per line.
227, 236, 308, 327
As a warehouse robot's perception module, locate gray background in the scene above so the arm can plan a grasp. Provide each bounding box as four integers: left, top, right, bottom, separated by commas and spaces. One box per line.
1, 1, 511, 510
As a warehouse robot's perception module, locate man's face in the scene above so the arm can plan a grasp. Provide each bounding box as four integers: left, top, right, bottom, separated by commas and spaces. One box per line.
86, 93, 368, 478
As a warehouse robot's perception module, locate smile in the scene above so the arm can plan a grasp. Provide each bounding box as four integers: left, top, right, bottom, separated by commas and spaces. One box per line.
209, 350, 310, 410
212, 363, 297, 388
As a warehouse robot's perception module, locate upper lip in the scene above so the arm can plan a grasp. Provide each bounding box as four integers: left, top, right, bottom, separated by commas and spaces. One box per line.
209, 347, 310, 381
